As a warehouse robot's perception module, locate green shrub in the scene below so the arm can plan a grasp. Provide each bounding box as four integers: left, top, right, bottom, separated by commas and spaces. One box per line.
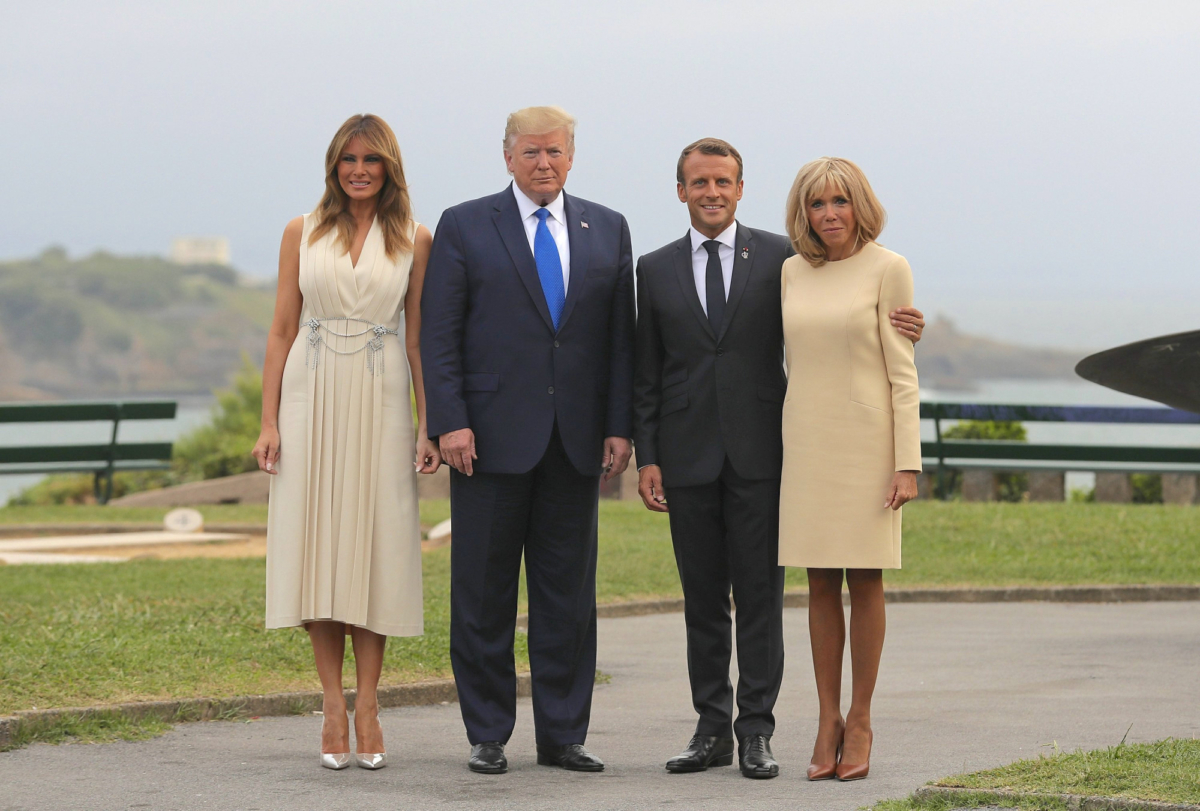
6, 358, 263, 506
6, 470, 175, 506
1131, 473, 1163, 504
939, 420, 1028, 501
170, 357, 263, 481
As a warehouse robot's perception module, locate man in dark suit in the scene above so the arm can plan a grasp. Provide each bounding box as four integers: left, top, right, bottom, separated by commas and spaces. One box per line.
421, 106, 634, 775
633, 139, 923, 779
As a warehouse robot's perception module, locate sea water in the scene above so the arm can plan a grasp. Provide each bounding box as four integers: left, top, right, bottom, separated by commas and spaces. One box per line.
2, 381, 1198, 506
0, 401, 213, 506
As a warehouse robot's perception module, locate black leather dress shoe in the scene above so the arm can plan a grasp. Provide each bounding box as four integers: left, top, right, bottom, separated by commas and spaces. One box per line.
468, 742, 507, 774
665, 734, 736, 772
536, 743, 605, 772
739, 734, 779, 779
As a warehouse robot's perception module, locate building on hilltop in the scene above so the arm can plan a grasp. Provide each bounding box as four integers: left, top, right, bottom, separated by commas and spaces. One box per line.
171, 236, 230, 266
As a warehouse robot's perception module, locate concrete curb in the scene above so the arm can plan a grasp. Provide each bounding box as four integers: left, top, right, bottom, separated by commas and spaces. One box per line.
0, 524, 267, 538
0, 674, 530, 751
915, 785, 1200, 810
589, 584, 1200, 619
872, 584, 1200, 605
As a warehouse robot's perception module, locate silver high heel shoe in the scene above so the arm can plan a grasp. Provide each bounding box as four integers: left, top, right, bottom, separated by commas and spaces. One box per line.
321, 752, 352, 770
355, 752, 387, 770
320, 716, 351, 770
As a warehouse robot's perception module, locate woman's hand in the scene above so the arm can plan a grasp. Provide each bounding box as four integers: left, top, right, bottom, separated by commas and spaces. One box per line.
415, 433, 442, 474
252, 427, 281, 474
884, 471, 918, 510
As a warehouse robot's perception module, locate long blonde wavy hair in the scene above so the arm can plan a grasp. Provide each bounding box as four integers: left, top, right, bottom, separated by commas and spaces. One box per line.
785, 157, 886, 267
309, 114, 413, 258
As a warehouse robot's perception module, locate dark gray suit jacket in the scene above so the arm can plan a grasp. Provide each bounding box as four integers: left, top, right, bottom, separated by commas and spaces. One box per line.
633, 223, 792, 488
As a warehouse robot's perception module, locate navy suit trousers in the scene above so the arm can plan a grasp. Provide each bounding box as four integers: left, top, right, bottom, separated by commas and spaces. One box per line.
449, 425, 600, 746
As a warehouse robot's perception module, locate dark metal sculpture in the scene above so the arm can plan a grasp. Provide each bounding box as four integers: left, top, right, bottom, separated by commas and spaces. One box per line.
1075, 329, 1200, 415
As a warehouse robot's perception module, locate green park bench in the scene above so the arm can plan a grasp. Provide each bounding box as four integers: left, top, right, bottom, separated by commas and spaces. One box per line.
0, 401, 177, 504
922, 402, 1200, 501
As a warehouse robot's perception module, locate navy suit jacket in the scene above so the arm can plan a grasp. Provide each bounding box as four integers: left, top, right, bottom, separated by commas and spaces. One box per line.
421, 185, 635, 476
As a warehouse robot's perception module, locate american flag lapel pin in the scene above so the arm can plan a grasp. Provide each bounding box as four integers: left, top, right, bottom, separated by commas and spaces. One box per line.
741, 247, 749, 259
581, 221, 589, 228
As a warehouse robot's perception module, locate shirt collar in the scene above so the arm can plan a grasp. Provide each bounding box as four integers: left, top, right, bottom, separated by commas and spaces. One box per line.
690, 220, 739, 254
513, 183, 566, 226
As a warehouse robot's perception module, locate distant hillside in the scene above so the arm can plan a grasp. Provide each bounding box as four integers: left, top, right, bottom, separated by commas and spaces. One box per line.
0, 247, 274, 399
916, 316, 1088, 390
0, 250, 1090, 400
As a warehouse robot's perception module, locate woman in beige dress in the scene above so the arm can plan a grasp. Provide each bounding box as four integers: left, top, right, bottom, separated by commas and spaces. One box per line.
778, 157, 921, 782
252, 114, 438, 770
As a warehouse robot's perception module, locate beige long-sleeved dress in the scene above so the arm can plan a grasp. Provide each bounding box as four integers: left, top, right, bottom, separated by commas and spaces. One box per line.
265, 213, 423, 637
778, 242, 922, 570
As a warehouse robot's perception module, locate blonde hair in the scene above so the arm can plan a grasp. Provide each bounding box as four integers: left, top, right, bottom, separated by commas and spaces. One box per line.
785, 157, 886, 267
503, 106, 576, 155
310, 114, 413, 258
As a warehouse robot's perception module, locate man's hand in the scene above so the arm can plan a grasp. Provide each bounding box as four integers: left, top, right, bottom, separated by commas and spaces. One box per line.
637, 465, 669, 512
889, 306, 925, 343
602, 437, 632, 482
439, 428, 477, 476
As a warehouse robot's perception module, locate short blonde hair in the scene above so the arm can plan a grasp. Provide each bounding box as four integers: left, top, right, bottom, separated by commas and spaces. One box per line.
785, 157, 886, 267
503, 106, 576, 154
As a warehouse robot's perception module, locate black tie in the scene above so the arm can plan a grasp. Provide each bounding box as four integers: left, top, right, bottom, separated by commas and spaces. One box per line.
703, 240, 725, 334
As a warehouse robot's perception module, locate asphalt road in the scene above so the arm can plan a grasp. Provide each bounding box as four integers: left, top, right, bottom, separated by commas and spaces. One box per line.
2, 601, 1198, 811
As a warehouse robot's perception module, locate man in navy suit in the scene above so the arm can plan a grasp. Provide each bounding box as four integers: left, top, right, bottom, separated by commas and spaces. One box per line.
421, 106, 634, 775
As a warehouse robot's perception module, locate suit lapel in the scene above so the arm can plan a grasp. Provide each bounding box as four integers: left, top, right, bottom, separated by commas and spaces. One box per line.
672, 232, 716, 341
492, 185, 554, 332
719, 223, 755, 341
557, 192, 588, 331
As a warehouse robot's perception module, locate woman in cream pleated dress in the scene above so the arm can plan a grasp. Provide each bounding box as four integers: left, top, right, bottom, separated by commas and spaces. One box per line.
778, 158, 921, 782
252, 114, 438, 771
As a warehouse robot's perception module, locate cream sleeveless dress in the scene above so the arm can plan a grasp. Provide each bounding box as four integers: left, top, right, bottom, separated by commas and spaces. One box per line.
265, 213, 422, 637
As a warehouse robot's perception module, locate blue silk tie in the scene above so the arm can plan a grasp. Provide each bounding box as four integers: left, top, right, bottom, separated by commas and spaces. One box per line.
534, 208, 566, 330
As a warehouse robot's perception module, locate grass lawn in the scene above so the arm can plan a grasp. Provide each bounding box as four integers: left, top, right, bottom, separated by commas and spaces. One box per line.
0, 550, 469, 719
1, 500, 1197, 726
0, 503, 270, 526
874, 737, 1200, 809
596, 499, 1200, 596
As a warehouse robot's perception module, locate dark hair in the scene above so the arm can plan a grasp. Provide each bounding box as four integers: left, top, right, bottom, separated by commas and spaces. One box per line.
676, 138, 744, 184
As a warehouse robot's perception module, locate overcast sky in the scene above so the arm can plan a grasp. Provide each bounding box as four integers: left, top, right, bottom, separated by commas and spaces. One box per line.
3, 1, 1197, 349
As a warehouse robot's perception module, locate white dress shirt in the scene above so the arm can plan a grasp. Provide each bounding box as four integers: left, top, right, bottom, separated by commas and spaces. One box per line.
689, 220, 737, 315
513, 184, 571, 290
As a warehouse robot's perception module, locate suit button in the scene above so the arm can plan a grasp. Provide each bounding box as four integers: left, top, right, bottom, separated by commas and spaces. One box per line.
716, 348, 724, 356
548, 386, 555, 394
554, 341, 560, 348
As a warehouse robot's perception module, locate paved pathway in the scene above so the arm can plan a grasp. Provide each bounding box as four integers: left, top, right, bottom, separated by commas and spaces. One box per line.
3, 602, 1198, 811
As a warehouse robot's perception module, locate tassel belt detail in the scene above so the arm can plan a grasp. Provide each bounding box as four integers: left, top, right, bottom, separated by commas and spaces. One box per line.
303, 317, 399, 376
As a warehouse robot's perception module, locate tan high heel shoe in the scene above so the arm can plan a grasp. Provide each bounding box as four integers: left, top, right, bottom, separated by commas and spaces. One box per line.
806, 720, 845, 781
835, 729, 872, 781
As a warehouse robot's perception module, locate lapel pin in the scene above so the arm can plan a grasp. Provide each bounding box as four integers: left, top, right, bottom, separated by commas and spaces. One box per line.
741, 247, 749, 259
581, 221, 589, 229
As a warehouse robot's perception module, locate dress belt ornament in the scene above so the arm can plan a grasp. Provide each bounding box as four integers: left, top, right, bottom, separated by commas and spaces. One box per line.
303, 318, 398, 376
